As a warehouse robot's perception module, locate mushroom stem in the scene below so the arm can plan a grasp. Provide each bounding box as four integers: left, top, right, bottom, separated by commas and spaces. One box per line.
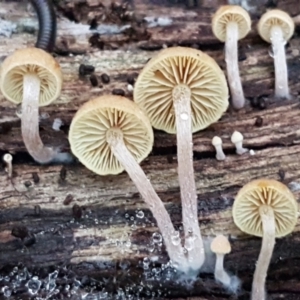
215, 253, 231, 287
22, 73, 57, 164
225, 22, 245, 109
172, 84, 205, 271
251, 205, 276, 300
270, 25, 290, 99
106, 128, 189, 273
3, 153, 13, 178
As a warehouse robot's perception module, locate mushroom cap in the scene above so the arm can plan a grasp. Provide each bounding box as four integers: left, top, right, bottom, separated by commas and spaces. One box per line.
212, 5, 251, 42
231, 130, 243, 143
212, 136, 222, 146
133, 47, 229, 134
257, 9, 295, 43
69, 95, 154, 175
232, 179, 298, 238
0, 47, 63, 106
210, 234, 231, 254
3, 153, 12, 163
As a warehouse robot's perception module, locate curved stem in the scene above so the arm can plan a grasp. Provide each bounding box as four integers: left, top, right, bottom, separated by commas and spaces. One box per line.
215, 253, 231, 287
107, 129, 189, 273
22, 73, 57, 163
271, 25, 290, 99
172, 85, 204, 272
251, 206, 276, 300
225, 22, 245, 110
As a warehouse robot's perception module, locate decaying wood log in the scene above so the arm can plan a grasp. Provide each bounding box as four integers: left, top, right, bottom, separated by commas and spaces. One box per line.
0, 0, 300, 299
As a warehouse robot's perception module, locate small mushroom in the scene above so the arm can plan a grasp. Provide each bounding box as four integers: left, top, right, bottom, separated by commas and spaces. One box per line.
0, 48, 63, 163
134, 47, 229, 271
3, 153, 13, 178
258, 10, 295, 99
69, 95, 189, 272
231, 131, 248, 155
210, 235, 231, 288
233, 179, 298, 300
212, 5, 251, 109
212, 136, 226, 160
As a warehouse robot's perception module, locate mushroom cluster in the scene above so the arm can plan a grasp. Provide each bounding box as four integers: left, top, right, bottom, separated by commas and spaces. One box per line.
0, 2, 298, 296
212, 6, 295, 106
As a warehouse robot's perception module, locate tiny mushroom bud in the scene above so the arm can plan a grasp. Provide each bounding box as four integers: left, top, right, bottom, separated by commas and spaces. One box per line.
210, 235, 231, 288
212, 136, 226, 160
0, 47, 63, 164
231, 131, 248, 155
233, 179, 298, 300
52, 118, 63, 131
212, 5, 251, 109
258, 10, 295, 99
3, 153, 13, 178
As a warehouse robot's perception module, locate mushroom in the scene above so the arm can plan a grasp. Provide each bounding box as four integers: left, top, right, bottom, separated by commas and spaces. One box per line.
134, 47, 229, 271
3, 153, 13, 178
69, 95, 189, 273
257, 9, 295, 99
231, 131, 248, 155
212, 136, 226, 160
210, 234, 231, 288
0, 47, 63, 163
232, 179, 298, 300
212, 5, 251, 109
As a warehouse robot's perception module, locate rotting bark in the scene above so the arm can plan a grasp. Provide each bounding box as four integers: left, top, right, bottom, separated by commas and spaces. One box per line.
0, 0, 300, 299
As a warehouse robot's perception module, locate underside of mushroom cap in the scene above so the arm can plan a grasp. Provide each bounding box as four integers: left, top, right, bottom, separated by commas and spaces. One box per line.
134, 47, 229, 134
69, 95, 154, 175
232, 179, 298, 238
212, 5, 251, 42
257, 9, 295, 43
0, 47, 62, 106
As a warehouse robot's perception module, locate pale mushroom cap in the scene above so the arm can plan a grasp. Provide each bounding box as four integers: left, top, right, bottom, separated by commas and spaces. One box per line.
3, 153, 12, 163
257, 9, 295, 43
0, 47, 63, 106
231, 130, 243, 143
212, 136, 222, 146
69, 95, 154, 175
232, 179, 298, 238
134, 47, 229, 134
210, 234, 231, 254
212, 5, 251, 42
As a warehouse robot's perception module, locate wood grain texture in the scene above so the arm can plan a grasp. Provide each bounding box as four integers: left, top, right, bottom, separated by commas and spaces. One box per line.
0, 0, 300, 299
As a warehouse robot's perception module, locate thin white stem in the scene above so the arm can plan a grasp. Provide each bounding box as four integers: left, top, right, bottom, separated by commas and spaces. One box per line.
215, 253, 231, 287
251, 206, 276, 300
3, 154, 13, 178
22, 73, 57, 164
225, 22, 245, 109
172, 85, 204, 271
235, 141, 248, 155
215, 145, 226, 161
271, 25, 290, 99
107, 129, 189, 273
